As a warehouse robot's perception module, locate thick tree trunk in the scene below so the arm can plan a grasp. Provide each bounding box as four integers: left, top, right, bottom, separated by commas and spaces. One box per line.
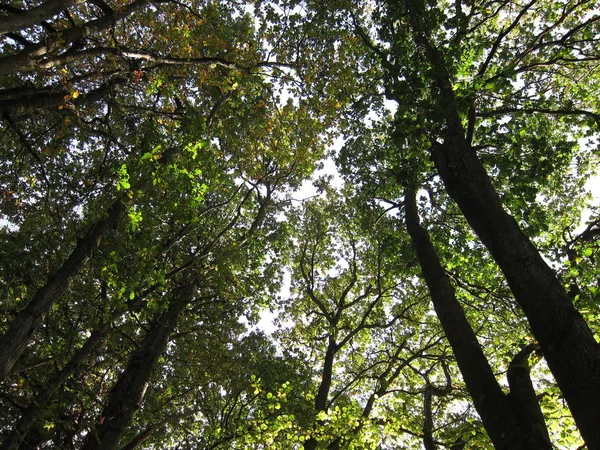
0, 320, 111, 450
431, 135, 600, 447
507, 345, 552, 449
400, 1, 600, 446
0, 74, 128, 117
82, 284, 193, 450
0, 201, 122, 382
405, 189, 522, 449
0, 0, 150, 75
0, 0, 86, 35
404, 189, 551, 450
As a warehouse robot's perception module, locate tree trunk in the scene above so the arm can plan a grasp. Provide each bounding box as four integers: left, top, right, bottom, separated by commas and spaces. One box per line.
404, 189, 551, 450
431, 134, 600, 447
118, 422, 163, 450
0, 201, 122, 382
0, 0, 150, 75
401, 1, 600, 446
82, 284, 193, 450
507, 345, 553, 449
304, 337, 337, 450
0, 74, 128, 117
422, 383, 437, 450
0, 0, 85, 35
0, 311, 119, 450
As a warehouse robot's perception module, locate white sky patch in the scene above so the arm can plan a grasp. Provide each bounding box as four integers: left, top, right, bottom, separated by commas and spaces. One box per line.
578, 174, 600, 231
292, 151, 345, 201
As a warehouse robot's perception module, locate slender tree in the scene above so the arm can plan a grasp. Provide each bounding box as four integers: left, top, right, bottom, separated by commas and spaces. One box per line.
405, 188, 551, 449
395, 1, 600, 445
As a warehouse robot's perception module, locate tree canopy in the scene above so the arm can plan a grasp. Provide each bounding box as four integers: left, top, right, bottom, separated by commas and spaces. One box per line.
0, 0, 599, 448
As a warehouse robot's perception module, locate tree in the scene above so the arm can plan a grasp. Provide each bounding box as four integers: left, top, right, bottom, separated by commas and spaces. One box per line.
394, 3, 600, 444
0, 2, 325, 448
405, 187, 551, 449
265, 191, 492, 449
2, 0, 600, 448
258, 0, 599, 445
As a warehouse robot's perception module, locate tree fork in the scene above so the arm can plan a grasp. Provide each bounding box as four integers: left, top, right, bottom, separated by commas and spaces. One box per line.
399, 0, 600, 445
0, 200, 122, 381
507, 344, 552, 448
404, 188, 551, 449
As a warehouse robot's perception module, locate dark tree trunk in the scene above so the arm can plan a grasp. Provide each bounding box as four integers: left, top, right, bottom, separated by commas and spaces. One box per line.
82, 284, 193, 450
303, 338, 337, 450
400, 0, 600, 446
422, 383, 437, 450
0, 201, 122, 381
0, 0, 150, 75
431, 135, 600, 447
0, 74, 128, 117
0, 321, 111, 450
507, 345, 553, 448
118, 422, 163, 450
404, 189, 551, 450
0, 0, 85, 35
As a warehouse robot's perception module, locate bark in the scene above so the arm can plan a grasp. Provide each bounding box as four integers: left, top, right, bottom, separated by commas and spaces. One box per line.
404, 189, 551, 450
422, 367, 452, 450
401, 0, 600, 446
507, 345, 552, 449
422, 383, 437, 450
0, 0, 151, 75
0, 320, 112, 450
82, 284, 194, 450
0, 0, 86, 35
0, 74, 128, 117
303, 338, 337, 450
0, 201, 122, 382
118, 423, 162, 450
0, 130, 192, 384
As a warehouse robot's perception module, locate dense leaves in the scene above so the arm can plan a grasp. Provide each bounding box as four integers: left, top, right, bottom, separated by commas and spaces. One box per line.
1, 0, 599, 448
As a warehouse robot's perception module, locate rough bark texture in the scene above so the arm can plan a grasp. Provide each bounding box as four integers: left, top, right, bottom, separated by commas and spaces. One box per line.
0, 0, 85, 35
507, 345, 553, 449
405, 189, 521, 449
0, 201, 122, 382
1, 320, 111, 450
404, 189, 552, 450
401, 0, 600, 446
82, 284, 193, 450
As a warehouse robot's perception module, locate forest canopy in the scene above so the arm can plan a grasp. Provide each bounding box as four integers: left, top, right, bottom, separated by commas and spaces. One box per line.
0, 0, 599, 448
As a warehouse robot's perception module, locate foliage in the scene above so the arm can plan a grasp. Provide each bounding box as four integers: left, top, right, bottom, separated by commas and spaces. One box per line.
1, 0, 599, 448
